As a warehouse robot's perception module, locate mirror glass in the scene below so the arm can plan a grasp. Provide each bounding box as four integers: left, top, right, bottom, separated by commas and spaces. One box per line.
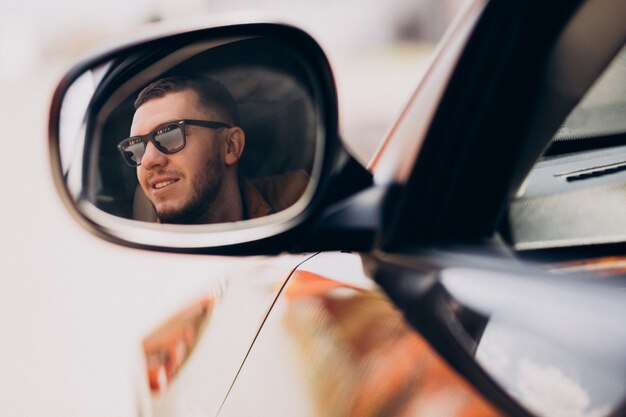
58, 35, 323, 230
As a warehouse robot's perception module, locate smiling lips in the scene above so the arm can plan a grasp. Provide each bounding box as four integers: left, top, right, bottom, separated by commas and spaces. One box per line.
154, 180, 178, 190
149, 177, 180, 192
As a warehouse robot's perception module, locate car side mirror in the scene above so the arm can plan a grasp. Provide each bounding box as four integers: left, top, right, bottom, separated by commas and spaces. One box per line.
48, 22, 377, 254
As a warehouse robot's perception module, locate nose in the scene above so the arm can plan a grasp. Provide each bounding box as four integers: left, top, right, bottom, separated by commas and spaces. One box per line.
141, 141, 168, 169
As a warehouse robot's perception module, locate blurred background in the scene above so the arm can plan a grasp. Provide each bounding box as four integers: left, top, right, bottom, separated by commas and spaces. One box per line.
0, 0, 466, 164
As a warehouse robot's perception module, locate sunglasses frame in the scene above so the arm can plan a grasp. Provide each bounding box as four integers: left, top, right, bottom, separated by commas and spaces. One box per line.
117, 119, 231, 167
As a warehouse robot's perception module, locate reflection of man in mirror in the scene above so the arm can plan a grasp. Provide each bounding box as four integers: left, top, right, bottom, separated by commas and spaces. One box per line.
123, 76, 308, 224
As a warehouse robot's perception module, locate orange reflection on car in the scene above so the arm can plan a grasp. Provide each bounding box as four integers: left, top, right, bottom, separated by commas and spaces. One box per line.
143, 296, 216, 393
548, 256, 626, 277
285, 270, 501, 417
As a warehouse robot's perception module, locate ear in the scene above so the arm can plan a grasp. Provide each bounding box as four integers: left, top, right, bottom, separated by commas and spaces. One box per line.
224, 127, 245, 166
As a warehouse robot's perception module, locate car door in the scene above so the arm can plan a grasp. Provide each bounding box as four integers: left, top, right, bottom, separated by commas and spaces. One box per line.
217, 251, 502, 417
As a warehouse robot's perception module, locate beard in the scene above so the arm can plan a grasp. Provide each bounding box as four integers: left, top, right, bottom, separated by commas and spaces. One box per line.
156, 153, 225, 224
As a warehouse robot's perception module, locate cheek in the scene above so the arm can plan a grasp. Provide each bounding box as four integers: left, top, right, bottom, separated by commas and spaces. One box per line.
137, 168, 148, 186
188, 156, 209, 175
182, 147, 221, 176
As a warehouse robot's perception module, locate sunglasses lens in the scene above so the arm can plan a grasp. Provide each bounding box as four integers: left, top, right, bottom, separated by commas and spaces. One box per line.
154, 125, 185, 153
118, 124, 186, 166
120, 138, 145, 166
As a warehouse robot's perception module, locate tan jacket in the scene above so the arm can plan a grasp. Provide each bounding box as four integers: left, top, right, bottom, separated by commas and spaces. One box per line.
240, 170, 310, 219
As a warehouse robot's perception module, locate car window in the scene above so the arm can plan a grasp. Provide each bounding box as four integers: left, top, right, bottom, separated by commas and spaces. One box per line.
506, 43, 626, 251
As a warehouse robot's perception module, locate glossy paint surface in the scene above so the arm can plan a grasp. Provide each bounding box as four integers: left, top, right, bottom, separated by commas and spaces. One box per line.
219, 252, 501, 416
138, 254, 311, 417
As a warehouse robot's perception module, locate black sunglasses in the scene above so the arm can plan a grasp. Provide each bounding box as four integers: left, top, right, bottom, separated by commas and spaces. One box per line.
117, 119, 231, 167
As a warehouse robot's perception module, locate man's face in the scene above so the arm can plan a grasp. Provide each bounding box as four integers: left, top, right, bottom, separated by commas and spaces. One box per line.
131, 89, 226, 224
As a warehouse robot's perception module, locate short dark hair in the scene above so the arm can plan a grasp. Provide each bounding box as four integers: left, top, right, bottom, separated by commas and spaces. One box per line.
134, 75, 240, 125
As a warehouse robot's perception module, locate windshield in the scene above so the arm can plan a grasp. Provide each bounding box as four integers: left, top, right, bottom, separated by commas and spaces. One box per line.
508, 44, 626, 250
553, 45, 626, 143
